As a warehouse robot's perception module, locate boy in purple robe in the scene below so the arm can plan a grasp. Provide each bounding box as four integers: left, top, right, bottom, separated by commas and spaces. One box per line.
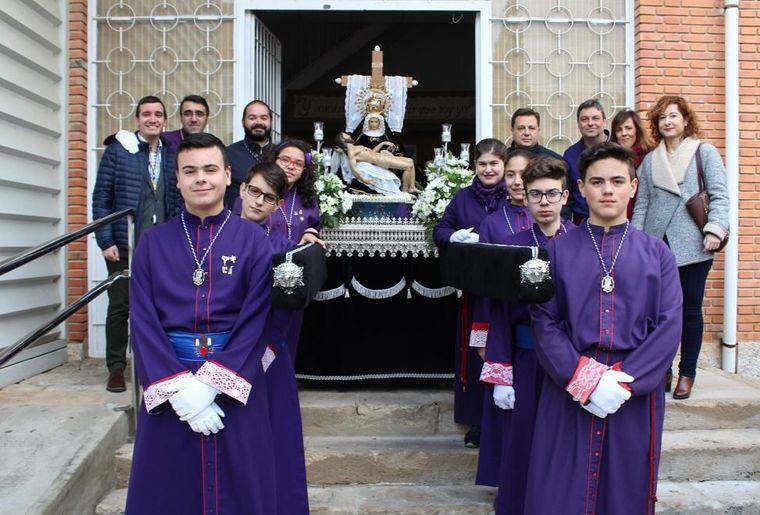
126, 133, 279, 514
525, 143, 682, 515
477, 157, 573, 513
238, 161, 321, 515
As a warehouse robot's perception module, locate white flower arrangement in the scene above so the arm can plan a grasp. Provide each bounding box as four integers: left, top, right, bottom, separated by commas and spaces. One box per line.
315, 170, 353, 228
412, 153, 474, 241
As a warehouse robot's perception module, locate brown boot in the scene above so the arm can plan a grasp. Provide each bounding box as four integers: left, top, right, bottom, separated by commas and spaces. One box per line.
673, 375, 694, 400
106, 370, 126, 393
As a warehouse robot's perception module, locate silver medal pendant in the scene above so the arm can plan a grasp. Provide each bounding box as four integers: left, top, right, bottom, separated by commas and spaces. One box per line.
601, 274, 615, 294
192, 268, 207, 286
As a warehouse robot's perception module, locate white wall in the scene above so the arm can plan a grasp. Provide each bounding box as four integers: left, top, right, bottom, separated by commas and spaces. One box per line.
0, 0, 68, 387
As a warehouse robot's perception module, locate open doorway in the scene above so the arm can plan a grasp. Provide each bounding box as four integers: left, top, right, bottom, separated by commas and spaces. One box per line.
248, 10, 476, 166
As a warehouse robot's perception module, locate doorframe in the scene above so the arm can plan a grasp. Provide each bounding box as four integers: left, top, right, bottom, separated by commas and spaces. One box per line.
234, 0, 492, 142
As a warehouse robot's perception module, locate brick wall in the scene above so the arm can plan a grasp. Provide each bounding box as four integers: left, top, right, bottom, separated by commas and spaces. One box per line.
636, 0, 759, 343
67, 0, 88, 344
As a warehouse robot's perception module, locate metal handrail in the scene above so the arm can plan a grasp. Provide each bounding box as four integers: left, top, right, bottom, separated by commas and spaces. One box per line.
0, 209, 138, 421
0, 208, 134, 277
0, 271, 128, 368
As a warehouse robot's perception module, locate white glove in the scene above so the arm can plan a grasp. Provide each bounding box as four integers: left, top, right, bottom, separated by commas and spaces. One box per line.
588, 370, 634, 415
169, 377, 220, 421
581, 400, 608, 419
450, 228, 479, 243
187, 402, 225, 436
115, 130, 140, 154
493, 385, 515, 410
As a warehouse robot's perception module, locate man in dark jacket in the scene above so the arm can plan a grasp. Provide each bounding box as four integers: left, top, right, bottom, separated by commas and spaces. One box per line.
92, 95, 179, 392
225, 100, 274, 208
507, 107, 563, 159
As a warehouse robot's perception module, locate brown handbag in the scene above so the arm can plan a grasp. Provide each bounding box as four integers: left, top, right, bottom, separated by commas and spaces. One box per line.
684, 144, 729, 251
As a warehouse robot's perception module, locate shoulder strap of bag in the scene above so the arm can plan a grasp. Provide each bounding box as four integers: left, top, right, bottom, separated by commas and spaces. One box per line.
694, 143, 706, 193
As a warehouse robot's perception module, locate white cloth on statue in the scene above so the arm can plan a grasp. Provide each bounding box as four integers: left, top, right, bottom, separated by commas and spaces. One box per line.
344, 75, 408, 133
337, 152, 401, 196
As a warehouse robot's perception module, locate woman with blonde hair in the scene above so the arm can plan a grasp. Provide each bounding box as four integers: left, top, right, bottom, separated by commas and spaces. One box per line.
632, 95, 729, 399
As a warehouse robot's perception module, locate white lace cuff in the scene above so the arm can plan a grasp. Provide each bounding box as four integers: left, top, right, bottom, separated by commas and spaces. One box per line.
142, 371, 193, 413
566, 357, 609, 404
262, 345, 277, 373
480, 361, 513, 386
469, 322, 489, 348
196, 360, 252, 405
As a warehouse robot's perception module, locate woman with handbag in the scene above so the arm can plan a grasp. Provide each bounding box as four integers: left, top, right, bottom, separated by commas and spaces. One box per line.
632, 95, 729, 399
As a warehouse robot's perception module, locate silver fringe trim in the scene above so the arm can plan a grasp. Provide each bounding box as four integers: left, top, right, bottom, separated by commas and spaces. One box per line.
411, 280, 457, 299
296, 372, 454, 381
350, 276, 407, 299
314, 284, 347, 301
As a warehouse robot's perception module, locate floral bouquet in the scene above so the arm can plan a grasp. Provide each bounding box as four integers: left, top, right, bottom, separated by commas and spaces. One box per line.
315, 169, 353, 229
412, 153, 474, 241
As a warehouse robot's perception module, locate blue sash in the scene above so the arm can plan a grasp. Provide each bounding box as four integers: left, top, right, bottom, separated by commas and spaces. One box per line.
514, 324, 534, 350
167, 331, 230, 362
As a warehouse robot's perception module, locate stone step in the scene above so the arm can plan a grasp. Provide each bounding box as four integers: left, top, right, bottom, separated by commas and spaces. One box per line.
297, 369, 760, 436
113, 427, 760, 489
656, 480, 760, 514
305, 435, 478, 485
99, 480, 760, 515
97, 484, 496, 515
659, 428, 760, 482
299, 389, 461, 436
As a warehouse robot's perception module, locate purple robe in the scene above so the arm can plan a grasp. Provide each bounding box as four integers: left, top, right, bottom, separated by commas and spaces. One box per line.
476, 221, 573, 514
525, 222, 682, 515
268, 187, 320, 359
126, 209, 278, 515
162, 129, 186, 154
433, 185, 507, 425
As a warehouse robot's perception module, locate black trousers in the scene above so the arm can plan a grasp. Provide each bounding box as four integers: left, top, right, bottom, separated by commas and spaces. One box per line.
105, 257, 130, 372
677, 259, 713, 378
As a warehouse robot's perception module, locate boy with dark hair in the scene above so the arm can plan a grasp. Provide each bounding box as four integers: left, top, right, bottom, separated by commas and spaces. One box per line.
477, 156, 573, 513
126, 132, 279, 514
525, 142, 682, 514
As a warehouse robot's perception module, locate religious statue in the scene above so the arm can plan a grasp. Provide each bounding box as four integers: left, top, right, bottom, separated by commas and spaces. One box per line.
334, 129, 417, 194
334, 46, 419, 195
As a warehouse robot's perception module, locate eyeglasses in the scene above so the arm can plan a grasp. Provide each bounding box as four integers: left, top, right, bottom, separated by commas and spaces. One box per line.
244, 184, 278, 205
276, 155, 305, 170
526, 189, 564, 204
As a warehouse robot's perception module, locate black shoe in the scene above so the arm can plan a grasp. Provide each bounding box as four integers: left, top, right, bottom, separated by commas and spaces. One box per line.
106, 370, 126, 393
464, 426, 480, 448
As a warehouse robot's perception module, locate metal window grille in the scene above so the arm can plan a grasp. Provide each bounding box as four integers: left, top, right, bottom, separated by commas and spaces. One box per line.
491, 0, 632, 153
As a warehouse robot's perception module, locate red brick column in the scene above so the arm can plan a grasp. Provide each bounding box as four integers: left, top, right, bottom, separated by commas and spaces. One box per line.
636, 1, 760, 342
67, 1, 88, 344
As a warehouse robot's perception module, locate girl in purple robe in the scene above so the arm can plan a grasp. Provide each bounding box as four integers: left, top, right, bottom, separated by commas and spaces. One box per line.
526, 143, 682, 515
263, 140, 321, 360
478, 157, 572, 513
127, 134, 279, 514
433, 138, 508, 447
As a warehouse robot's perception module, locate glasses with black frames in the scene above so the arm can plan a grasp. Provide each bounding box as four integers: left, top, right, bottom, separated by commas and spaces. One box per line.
244, 184, 279, 205
526, 189, 564, 204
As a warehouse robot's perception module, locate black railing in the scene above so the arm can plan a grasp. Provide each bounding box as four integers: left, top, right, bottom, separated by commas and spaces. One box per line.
0, 209, 134, 276
0, 271, 127, 368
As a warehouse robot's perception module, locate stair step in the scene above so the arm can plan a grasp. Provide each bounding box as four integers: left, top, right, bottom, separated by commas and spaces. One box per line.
98, 480, 760, 515
656, 480, 760, 514
96, 488, 127, 515
96, 485, 496, 515
305, 435, 477, 485
308, 484, 496, 514
659, 429, 760, 481
299, 389, 460, 436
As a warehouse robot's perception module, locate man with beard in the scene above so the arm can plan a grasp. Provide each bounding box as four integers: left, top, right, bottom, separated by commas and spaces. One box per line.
162, 95, 210, 154
226, 100, 274, 208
